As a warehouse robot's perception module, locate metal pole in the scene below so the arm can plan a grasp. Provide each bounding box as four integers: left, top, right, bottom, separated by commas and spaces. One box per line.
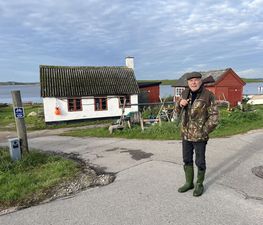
11, 90, 29, 154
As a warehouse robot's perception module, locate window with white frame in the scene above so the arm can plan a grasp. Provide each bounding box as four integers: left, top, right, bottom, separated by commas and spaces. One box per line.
175, 87, 185, 97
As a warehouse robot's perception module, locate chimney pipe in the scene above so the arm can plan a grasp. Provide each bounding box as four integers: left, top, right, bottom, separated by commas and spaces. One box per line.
125, 56, 134, 69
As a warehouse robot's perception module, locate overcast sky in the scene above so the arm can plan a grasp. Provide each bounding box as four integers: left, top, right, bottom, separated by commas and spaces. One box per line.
0, 0, 262, 82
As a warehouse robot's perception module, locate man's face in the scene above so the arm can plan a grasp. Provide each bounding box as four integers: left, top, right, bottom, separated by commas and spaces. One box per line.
187, 78, 202, 92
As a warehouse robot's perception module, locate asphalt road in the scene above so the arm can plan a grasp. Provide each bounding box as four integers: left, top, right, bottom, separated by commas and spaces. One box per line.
0, 129, 263, 225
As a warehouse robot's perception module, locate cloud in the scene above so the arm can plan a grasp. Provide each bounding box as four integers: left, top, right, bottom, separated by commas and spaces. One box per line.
0, 0, 262, 81
242, 0, 263, 9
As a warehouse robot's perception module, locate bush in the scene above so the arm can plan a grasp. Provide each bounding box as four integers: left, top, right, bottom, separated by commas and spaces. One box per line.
141, 106, 160, 119
225, 108, 261, 123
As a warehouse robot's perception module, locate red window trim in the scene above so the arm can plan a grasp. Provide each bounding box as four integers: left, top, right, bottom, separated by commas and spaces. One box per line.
94, 97, 108, 111
67, 98, 82, 112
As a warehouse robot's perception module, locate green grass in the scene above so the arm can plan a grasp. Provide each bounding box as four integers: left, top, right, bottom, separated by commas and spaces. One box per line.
0, 104, 45, 130
242, 78, 263, 83
0, 104, 111, 131
63, 122, 181, 140
63, 105, 263, 140
0, 148, 80, 208
210, 105, 263, 137
2, 103, 263, 140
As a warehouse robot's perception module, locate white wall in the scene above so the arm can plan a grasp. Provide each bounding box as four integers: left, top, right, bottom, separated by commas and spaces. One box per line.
43, 95, 138, 122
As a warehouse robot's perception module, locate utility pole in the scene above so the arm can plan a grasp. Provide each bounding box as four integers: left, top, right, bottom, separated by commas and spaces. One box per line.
11, 90, 29, 154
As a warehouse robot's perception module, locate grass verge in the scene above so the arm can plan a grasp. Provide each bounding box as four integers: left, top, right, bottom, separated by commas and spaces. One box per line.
63, 105, 263, 139
0, 148, 81, 210
0, 104, 111, 131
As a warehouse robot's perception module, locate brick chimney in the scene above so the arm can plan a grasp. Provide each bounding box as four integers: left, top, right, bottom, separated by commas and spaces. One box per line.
125, 56, 134, 69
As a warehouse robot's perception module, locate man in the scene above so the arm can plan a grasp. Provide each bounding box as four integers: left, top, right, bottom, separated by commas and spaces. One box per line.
176, 72, 219, 197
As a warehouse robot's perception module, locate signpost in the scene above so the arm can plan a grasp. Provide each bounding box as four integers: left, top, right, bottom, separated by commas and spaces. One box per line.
11, 90, 29, 154
14, 107, 25, 118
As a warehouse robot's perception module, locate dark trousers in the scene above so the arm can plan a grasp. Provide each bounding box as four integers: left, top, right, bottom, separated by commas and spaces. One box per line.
182, 139, 207, 170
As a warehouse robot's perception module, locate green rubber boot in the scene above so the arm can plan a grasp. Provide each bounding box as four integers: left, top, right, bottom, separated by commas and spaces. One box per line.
193, 169, 205, 197
178, 165, 194, 193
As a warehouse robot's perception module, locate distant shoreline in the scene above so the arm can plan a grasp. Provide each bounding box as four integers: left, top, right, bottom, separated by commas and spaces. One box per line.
0, 78, 263, 86
0, 82, 39, 86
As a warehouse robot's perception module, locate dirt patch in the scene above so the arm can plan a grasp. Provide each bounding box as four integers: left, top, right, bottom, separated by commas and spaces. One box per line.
0, 151, 115, 216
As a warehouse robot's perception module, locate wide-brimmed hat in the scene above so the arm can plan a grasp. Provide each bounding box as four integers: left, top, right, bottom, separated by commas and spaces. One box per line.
185, 72, 202, 80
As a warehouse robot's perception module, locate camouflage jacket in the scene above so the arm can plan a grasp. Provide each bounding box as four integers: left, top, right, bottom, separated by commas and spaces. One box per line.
176, 86, 219, 142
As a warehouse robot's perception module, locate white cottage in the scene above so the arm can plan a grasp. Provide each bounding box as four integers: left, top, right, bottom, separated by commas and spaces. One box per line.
40, 57, 139, 123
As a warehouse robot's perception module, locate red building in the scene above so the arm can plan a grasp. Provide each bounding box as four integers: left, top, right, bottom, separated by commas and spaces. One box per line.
138, 81, 162, 103
173, 68, 245, 107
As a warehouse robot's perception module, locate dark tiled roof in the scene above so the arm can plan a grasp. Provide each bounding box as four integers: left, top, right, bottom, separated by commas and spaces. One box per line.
172, 68, 230, 87
40, 65, 140, 97
138, 81, 162, 88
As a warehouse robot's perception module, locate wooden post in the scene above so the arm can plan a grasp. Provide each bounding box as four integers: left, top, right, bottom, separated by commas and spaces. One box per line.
11, 90, 29, 154
119, 98, 126, 125
227, 101, 231, 111
140, 114, 144, 131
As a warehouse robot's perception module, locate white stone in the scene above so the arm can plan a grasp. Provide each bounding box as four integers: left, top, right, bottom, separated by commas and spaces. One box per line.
27, 111, 37, 117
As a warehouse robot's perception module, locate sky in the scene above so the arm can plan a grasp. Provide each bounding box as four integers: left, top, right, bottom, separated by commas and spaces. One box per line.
0, 0, 263, 82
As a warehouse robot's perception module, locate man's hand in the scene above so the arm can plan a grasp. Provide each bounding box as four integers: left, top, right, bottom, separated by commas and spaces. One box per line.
180, 99, 189, 107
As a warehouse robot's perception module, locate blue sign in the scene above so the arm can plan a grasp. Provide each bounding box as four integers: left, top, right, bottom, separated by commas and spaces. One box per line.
14, 107, 25, 118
